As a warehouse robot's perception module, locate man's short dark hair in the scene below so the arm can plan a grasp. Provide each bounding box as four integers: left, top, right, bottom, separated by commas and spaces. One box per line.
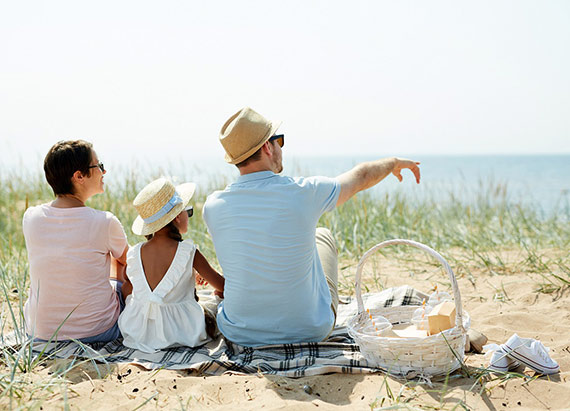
235, 146, 263, 169
44, 140, 94, 195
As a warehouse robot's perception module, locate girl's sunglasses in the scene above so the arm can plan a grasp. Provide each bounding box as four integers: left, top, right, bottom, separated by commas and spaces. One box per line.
185, 206, 193, 218
269, 134, 284, 148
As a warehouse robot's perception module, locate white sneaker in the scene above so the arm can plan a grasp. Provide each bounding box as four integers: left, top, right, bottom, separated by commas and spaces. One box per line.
487, 345, 520, 373
502, 334, 560, 375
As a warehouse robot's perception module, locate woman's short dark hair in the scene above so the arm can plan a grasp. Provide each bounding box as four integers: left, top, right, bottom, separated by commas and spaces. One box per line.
44, 140, 94, 196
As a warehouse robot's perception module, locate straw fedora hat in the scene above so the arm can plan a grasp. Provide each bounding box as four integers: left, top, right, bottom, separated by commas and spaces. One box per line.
220, 107, 282, 164
131, 178, 196, 236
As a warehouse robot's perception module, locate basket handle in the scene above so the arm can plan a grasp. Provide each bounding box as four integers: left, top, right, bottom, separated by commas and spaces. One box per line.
354, 239, 465, 333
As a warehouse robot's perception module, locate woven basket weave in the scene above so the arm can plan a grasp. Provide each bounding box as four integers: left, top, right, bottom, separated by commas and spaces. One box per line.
348, 239, 468, 378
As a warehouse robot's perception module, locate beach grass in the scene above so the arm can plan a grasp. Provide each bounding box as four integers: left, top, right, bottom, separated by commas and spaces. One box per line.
0, 169, 569, 408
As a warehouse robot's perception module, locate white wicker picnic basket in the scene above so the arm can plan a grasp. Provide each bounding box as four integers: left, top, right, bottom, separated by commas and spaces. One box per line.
347, 239, 468, 378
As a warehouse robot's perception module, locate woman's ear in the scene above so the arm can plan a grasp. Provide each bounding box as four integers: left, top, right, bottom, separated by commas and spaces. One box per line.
71, 170, 85, 185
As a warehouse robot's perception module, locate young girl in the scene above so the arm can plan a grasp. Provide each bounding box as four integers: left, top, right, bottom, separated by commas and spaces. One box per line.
118, 178, 224, 353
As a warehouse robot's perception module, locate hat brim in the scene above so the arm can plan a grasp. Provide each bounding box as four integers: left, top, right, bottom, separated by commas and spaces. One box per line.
132, 182, 196, 236
224, 120, 282, 164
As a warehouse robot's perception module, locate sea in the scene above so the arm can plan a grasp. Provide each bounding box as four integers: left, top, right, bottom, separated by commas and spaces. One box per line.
2, 153, 569, 216
285, 155, 570, 216
129, 154, 569, 216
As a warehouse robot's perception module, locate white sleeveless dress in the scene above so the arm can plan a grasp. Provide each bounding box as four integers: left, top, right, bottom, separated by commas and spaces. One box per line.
118, 240, 208, 353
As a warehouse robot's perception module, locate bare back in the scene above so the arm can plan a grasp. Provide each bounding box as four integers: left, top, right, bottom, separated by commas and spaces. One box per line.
140, 239, 179, 291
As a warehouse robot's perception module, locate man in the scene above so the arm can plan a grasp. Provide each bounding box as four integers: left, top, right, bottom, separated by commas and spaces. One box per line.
203, 107, 421, 347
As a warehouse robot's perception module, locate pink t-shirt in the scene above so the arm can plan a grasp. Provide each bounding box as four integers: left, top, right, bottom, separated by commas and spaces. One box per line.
23, 204, 128, 340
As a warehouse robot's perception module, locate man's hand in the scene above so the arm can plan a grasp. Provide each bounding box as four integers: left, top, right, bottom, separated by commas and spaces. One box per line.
337, 157, 421, 206
392, 158, 421, 184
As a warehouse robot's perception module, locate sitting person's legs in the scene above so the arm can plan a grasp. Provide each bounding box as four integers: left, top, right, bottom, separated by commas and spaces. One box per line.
78, 321, 121, 344
316, 227, 339, 321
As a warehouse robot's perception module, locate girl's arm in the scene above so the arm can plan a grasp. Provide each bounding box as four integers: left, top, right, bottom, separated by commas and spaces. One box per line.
193, 250, 225, 297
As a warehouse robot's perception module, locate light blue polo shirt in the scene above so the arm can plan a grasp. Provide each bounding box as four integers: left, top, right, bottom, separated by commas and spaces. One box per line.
203, 171, 340, 347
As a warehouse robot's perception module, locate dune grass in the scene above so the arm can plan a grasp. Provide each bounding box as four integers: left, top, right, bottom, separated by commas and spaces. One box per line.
0, 168, 568, 408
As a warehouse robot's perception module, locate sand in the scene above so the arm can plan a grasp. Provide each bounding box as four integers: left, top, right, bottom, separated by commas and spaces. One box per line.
8, 250, 570, 410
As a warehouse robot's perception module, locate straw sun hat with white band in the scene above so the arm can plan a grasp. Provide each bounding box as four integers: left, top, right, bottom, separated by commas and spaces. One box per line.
132, 178, 196, 236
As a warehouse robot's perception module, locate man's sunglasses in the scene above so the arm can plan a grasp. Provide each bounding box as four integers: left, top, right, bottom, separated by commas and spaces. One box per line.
186, 206, 194, 218
88, 162, 105, 173
269, 134, 284, 148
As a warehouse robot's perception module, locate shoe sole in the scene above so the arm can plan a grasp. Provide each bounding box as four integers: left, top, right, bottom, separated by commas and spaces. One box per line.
503, 343, 559, 375
488, 360, 520, 373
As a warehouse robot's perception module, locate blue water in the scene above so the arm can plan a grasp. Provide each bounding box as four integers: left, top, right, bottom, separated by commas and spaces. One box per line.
285, 155, 570, 215
173, 154, 569, 216
2, 152, 569, 215
130, 154, 569, 216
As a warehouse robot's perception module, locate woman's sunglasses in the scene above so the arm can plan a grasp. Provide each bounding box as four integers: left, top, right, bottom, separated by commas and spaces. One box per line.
88, 162, 105, 173
186, 206, 193, 218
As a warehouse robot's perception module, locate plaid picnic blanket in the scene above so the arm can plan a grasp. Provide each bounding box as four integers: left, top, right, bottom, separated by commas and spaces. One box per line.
3, 286, 427, 377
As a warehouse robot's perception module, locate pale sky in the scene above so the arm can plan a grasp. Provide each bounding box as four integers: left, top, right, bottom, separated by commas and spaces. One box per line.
1, 0, 569, 167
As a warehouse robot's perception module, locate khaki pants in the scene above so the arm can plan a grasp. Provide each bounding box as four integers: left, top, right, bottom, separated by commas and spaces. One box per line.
316, 227, 339, 332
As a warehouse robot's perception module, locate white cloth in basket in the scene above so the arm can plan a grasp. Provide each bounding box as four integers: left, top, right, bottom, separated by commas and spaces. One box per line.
335, 285, 429, 330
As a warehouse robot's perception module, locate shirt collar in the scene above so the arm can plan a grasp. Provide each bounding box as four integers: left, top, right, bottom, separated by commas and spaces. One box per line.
235, 170, 276, 184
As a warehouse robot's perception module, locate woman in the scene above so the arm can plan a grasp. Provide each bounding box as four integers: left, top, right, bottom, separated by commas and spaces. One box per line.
23, 140, 129, 343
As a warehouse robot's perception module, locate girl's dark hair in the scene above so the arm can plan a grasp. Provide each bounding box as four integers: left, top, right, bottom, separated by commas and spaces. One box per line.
145, 221, 183, 242
43, 140, 94, 195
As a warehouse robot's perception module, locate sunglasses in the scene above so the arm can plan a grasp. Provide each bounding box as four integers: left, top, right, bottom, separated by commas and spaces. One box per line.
88, 162, 105, 173
269, 134, 284, 148
185, 206, 193, 218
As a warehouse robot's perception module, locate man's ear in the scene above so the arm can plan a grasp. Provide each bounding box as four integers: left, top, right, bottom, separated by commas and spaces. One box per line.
261, 141, 273, 156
